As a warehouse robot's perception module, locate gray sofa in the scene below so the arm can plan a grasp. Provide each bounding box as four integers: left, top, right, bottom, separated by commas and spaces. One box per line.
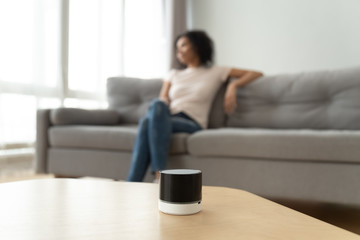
36, 66, 360, 206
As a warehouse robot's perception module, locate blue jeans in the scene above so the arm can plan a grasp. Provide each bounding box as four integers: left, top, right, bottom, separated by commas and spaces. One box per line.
126, 99, 202, 182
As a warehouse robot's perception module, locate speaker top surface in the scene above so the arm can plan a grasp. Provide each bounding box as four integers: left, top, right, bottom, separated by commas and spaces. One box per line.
161, 169, 201, 175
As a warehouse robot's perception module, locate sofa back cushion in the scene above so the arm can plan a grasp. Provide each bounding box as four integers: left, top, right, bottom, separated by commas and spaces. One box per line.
207, 79, 229, 128
227, 66, 360, 130
107, 77, 228, 127
107, 77, 162, 124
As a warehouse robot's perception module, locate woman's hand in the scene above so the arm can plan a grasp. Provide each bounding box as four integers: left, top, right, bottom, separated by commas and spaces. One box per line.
224, 83, 238, 115
159, 97, 170, 105
224, 68, 263, 114
159, 81, 171, 105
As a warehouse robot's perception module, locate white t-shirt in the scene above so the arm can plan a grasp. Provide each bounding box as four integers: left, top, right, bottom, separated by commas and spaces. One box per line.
164, 65, 231, 129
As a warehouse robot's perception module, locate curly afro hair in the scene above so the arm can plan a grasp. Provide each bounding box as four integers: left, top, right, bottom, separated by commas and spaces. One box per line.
175, 30, 214, 67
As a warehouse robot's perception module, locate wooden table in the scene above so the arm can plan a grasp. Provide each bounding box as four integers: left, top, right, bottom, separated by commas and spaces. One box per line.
0, 179, 358, 240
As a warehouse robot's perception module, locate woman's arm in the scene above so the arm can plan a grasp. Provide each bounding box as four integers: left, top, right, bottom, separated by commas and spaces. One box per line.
159, 81, 172, 105
224, 68, 263, 114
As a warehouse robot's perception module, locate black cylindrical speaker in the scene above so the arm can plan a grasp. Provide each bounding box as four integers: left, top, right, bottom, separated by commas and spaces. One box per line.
159, 169, 202, 215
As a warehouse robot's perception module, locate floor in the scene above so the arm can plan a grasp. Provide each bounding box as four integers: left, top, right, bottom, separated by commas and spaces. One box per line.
0, 155, 37, 183
1, 157, 359, 235
272, 198, 360, 235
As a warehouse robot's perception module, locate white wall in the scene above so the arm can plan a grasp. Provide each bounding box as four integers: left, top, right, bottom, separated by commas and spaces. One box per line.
189, 0, 360, 74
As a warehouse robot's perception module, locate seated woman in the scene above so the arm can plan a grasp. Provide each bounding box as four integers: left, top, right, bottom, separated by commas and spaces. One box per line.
127, 30, 263, 182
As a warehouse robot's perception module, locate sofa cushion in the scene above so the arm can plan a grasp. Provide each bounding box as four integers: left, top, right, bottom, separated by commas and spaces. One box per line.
49, 125, 189, 154
50, 108, 119, 125
188, 128, 360, 163
107, 77, 162, 124
227, 66, 360, 130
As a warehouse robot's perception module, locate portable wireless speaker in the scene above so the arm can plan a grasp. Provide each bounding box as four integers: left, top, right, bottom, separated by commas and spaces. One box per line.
158, 169, 202, 215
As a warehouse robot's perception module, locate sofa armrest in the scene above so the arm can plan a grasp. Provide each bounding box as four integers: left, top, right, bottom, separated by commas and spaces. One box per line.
36, 109, 51, 173
36, 108, 119, 173
50, 108, 119, 126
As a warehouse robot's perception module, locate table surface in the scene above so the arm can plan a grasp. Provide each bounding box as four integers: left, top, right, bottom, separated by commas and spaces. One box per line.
0, 179, 358, 240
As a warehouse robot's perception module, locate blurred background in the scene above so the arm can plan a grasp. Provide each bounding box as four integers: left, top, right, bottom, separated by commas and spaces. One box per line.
0, 0, 359, 234
1, 0, 360, 180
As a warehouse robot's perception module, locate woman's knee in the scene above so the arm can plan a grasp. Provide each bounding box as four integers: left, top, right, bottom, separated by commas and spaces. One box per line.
150, 98, 167, 108
149, 99, 169, 116
138, 117, 149, 132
